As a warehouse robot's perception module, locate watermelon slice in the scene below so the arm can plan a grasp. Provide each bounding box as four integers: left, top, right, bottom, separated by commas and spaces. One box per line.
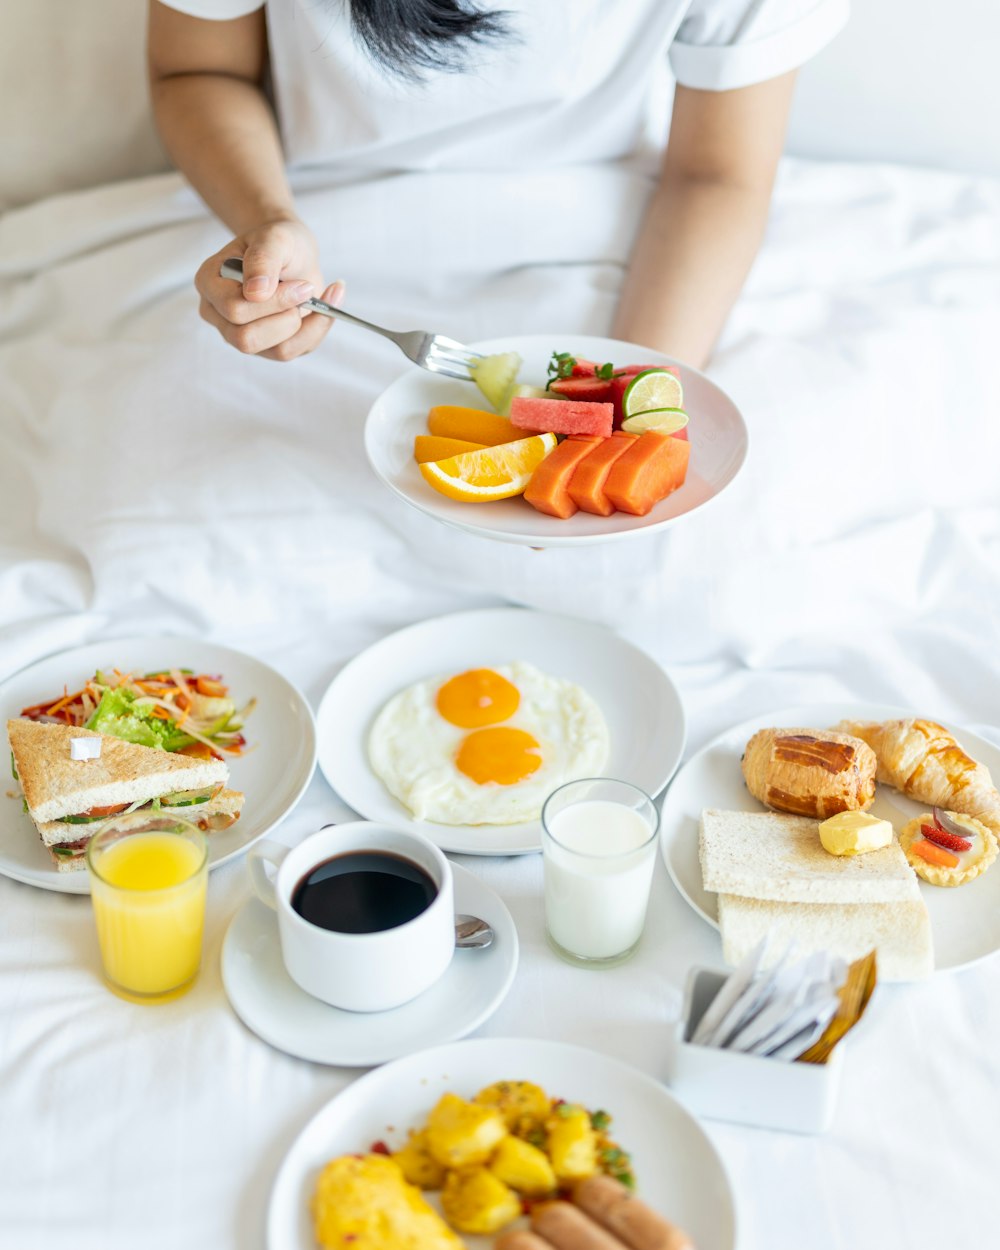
510, 396, 614, 438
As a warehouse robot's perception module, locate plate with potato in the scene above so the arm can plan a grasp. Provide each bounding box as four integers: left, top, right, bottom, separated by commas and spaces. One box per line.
267, 1036, 736, 1250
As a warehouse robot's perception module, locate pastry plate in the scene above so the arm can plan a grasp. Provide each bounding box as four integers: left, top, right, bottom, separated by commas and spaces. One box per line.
0, 637, 316, 894
221, 863, 518, 1066
365, 333, 748, 547
315, 607, 685, 856
660, 701, 1000, 974
267, 1036, 737, 1250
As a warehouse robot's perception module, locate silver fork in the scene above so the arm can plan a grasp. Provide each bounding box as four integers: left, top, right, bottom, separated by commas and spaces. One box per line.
220, 258, 480, 380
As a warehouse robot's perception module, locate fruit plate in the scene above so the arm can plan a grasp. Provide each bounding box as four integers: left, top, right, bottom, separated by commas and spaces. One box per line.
315, 607, 685, 856
660, 701, 1000, 975
365, 333, 748, 548
266, 1037, 738, 1250
0, 637, 316, 894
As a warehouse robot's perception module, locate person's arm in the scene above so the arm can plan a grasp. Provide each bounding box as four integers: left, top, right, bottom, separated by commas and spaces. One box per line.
147, 1, 342, 360
612, 73, 797, 370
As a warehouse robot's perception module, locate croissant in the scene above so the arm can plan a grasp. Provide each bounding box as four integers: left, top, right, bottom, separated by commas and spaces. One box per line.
835, 718, 1000, 838
741, 728, 877, 819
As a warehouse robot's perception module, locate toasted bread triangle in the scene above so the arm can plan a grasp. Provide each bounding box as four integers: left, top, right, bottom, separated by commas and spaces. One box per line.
7, 719, 228, 823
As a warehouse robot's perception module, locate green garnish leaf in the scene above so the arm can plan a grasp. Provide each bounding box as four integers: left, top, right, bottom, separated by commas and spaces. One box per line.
547, 351, 577, 382
10, 751, 17, 782
85, 687, 187, 751
595, 362, 615, 380
590, 1110, 611, 1130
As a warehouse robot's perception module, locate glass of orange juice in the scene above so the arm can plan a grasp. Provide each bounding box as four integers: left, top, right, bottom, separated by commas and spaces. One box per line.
85, 814, 209, 1003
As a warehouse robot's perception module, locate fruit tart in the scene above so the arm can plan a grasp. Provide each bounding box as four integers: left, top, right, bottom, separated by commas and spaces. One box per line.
899, 807, 998, 887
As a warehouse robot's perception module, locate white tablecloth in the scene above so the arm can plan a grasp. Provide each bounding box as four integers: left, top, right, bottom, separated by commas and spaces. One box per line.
1, 152, 999, 1249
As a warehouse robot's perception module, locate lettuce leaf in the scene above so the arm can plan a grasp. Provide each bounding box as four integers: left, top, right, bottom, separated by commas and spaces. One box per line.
85, 688, 189, 751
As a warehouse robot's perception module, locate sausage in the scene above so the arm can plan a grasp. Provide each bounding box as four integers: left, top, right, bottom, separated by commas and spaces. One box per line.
494, 1232, 553, 1250
572, 1176, 693, 1250
531, 1200, 630, 1250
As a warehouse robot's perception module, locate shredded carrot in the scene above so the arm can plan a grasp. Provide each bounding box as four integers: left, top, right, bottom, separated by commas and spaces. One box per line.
46, 688, 86, 716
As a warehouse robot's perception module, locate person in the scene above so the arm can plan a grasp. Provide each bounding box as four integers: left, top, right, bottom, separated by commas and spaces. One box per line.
148, 0, 848, 368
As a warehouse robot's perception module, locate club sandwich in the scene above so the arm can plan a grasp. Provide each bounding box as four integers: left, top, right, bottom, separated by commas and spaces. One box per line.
7, 719, 244, 871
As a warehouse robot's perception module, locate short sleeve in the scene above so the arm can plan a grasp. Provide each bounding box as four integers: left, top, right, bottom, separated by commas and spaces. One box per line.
155, 0, 264, 18
670, 0, 849, 91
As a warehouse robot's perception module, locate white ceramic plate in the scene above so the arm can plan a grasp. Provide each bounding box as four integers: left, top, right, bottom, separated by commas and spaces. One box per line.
267, 1036, 737, 1250
315, 607, 685, 855
0, 637, 316, 894
365, 334, 748, 547
221, 863, 518, 1067
660, 701, 1000, 974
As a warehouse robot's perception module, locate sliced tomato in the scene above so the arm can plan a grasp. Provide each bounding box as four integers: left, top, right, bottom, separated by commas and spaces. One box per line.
195, 676, 228, 697
177, 741, 219, 761
81, 803, 130, 819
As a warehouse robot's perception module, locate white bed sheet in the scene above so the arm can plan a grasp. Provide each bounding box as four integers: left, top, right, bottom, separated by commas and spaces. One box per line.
1, 156, 998, 1250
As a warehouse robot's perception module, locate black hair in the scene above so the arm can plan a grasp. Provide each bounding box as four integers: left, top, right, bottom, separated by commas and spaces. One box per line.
348, 0, 514, 78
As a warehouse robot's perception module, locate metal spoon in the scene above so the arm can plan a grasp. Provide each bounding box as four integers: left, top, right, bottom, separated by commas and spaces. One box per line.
455, 914, 494, 949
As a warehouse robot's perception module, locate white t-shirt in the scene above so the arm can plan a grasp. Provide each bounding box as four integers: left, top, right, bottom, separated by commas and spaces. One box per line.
160, 0, 848, 173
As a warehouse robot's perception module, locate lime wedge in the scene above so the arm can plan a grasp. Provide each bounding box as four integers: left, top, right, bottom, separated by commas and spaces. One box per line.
621, 369, 683, 417
468, 351, 523, 413
621, 407, 689, 436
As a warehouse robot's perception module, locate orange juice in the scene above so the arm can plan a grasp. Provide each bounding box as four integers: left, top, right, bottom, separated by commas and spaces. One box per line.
88, 829, 208, 1002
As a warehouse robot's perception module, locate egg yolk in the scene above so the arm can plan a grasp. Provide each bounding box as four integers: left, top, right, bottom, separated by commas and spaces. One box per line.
455, 728, 543, 786
436, 669, 520, 729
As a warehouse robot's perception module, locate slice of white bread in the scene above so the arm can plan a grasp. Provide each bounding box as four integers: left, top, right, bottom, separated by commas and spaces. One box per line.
36, 788, 245, 848
699, 808, 920, 904
718, 893, 934, 981
8, 719, 228, 823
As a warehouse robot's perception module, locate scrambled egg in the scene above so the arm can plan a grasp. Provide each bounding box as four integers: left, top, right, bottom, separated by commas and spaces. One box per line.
312, 1154, 464, 1250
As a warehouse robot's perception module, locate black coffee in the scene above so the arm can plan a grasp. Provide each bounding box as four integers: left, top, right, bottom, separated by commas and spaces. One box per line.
291, 851, 437, 934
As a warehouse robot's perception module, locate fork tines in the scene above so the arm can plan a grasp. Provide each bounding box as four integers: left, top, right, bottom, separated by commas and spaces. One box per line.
424, 336, 482, 380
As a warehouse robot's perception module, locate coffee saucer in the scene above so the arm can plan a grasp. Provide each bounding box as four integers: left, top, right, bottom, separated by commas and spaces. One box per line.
220, 864, 519, 1066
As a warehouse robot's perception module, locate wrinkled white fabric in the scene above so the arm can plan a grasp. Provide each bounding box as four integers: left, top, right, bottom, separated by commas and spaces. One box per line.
1, 154, 999, 1250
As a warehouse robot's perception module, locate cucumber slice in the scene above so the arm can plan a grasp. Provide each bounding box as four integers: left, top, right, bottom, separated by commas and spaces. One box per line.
468, 351, 522, 413
161, 788, 216, 808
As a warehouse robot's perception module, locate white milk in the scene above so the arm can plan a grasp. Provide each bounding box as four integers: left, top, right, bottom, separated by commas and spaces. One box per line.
543, 799, 657, 961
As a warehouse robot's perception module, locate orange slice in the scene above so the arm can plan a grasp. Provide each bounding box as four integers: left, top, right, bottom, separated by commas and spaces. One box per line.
419, 433, 558, 502
414, 435, 487, 464
427, 405, 523, 447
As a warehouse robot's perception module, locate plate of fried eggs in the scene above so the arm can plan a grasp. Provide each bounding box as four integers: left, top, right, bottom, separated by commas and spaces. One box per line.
315, 608, 685, 855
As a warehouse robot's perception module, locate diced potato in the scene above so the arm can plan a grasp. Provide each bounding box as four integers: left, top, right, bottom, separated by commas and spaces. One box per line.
426, 1092, 508, 1169
546, 1104, 597, 1181
475, 1080, 551, 1135
394, 1129, 447, 1190
489, 1135, 557, 1197
440, 1166, 523, 1235
312, 1154, 464, 1250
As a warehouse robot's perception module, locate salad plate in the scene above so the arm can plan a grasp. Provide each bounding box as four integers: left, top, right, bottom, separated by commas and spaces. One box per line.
660, 701, 1000, 974
266, 1036, 737, 1250
365, 333, 749, 548
0, 637, 316, 894
315, 606, 685, 856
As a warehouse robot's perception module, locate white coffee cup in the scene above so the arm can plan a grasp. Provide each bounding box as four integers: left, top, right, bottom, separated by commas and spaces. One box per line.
247, 821, 454, 1012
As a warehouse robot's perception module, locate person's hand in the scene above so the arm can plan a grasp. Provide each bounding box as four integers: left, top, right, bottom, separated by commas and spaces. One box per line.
195, 218, 344, 362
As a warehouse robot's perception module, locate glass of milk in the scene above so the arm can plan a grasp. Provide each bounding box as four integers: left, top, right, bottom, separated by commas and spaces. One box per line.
541, 778, 659, 967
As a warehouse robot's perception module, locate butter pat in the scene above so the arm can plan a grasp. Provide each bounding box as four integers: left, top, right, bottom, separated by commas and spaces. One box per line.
819, 811, 893, 856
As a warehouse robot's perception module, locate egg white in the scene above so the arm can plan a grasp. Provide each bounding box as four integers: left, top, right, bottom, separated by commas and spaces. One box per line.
367, 661, 610, 825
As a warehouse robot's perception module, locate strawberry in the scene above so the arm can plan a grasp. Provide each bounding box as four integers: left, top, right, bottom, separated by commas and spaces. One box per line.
921, 823, 971, 852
